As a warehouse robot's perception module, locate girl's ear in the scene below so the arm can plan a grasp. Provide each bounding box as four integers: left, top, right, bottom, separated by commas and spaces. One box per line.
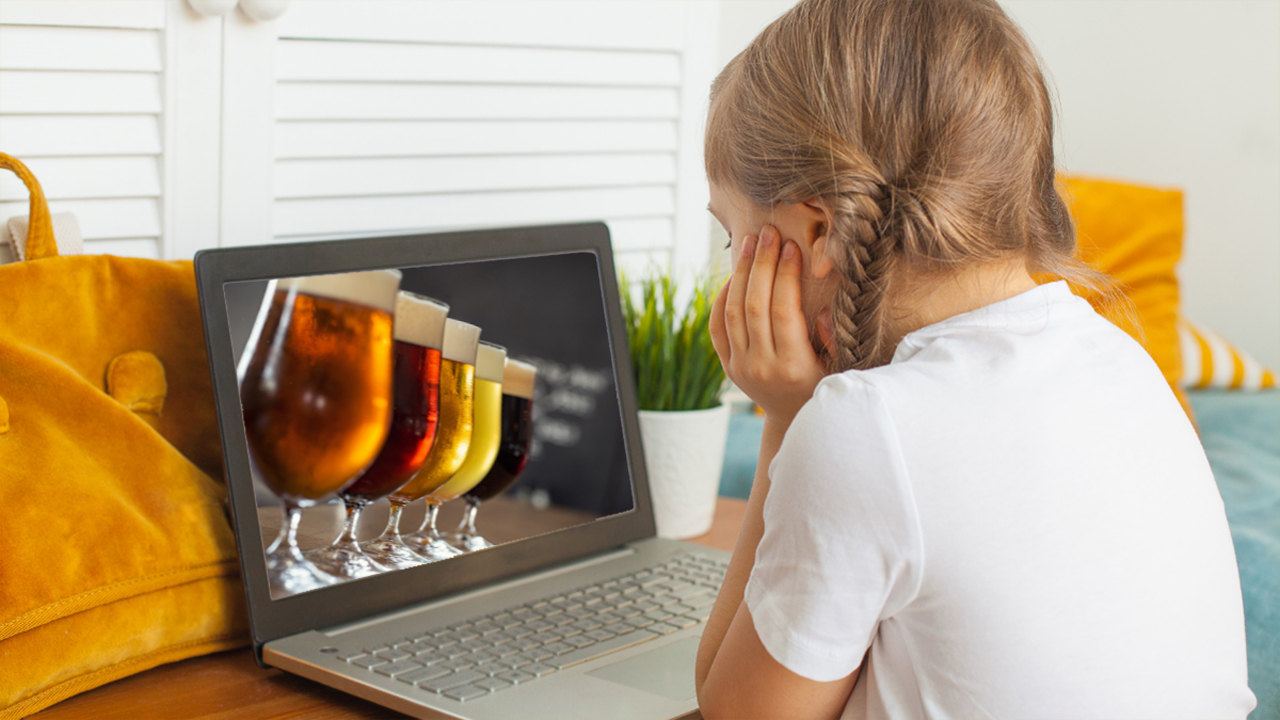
801, 198, 837, 279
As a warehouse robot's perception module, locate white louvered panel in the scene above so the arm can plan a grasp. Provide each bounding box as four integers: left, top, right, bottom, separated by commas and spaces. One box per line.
0, 116, 161, 157
278, 1, 685, 51
0, 25, 161, 71
276, 120, 677, 159
277, 83, 678, 122
613, 249, 671, 282
83, 238, 160, 259
606, 218, 674, 252
273, 186, 674, 239
0, 0, 164, 29
0, 198, 161, 240
276, 154, 676, 199
278, 40, 680, 87
0, 71, 162, 114
0, 157, 161, 200
0, 9, 165, 260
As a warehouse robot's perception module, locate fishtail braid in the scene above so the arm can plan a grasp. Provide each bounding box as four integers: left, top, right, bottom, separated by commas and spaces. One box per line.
828, 178, 899, 372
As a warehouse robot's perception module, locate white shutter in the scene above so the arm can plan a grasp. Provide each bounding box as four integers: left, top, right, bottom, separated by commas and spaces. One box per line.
260, 0, 717, 276
0, 2, 166, 258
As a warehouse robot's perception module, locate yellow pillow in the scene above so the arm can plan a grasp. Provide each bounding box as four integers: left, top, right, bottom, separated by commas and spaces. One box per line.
1059, 175, 1193, 422
1178, 318, 1276, 390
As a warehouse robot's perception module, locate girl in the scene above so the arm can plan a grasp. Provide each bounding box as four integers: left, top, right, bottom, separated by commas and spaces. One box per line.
694, 1, 1255, 718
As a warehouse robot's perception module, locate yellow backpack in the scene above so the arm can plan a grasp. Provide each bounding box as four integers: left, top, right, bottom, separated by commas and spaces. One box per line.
0, 153, 248, 718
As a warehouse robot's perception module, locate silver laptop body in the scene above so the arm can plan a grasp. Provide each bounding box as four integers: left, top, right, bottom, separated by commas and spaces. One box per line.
196, 223, 728, 719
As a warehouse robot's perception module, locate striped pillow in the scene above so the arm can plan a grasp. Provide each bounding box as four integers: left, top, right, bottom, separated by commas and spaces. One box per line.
1178, 318, 1276, 390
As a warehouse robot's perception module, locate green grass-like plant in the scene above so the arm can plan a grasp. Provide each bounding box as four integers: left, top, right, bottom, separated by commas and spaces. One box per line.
620, 271, 726, 411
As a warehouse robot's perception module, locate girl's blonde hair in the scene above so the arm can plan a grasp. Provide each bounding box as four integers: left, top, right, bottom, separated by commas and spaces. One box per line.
706, 0, 1112, 371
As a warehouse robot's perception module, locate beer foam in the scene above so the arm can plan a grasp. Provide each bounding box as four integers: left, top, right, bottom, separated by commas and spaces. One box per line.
441, 319, 481, 365
393, 291, 449, 349
475, 342, 507, 383
502, 359, 537, 400
278, 269, 401, 313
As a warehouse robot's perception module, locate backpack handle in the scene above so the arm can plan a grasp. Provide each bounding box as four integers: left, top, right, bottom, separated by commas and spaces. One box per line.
0, 153, 58, 260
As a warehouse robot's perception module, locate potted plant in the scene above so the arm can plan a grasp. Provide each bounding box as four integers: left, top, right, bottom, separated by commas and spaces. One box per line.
620, 271, 729, 539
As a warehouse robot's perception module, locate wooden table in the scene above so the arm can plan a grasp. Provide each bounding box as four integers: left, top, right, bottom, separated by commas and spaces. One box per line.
31, 498, 748, 719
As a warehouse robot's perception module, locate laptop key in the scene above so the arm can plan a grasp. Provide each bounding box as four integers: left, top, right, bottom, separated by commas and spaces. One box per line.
585, 629, 615, 642
499, 656, 531, 670
497, 670, 535, 685
376, 660, 425, 677
541, 641, 574, 655
644, 610, 674, 623
564, 635, 596, 649
649, 622, 682, 635
352, 656, 388, 669
476, 677, 513, 692
682, 592, 715, 609
475, 661, 507, 676
624, 616, 655, 629
604, 622, 634, 635
398, 665, 453, 685
444, 684, 490, 702
337, 651, 367, 662
511, 638, 541, 652
526, 619, 555, 633
440, 658, 476, 672
549, 630, 661, 669
687, 606, 714, 622
468, 650, 501, 664
530, 631, 561, 645
417, 650, 449, 665
524, 662, 557, 677
421, 669, 489, 694
526, 647, 555, 662
668, 615, 698, 630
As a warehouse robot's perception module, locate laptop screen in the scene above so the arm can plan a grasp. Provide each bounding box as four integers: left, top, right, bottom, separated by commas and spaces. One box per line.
222, 250, 636, 600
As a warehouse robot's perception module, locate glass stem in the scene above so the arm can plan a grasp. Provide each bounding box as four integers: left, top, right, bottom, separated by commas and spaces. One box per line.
381, 499, 407, 541
267, 502, 304, 561
461, 499, 481, 535
425, 502, 441, 539
334, 498, 365, 546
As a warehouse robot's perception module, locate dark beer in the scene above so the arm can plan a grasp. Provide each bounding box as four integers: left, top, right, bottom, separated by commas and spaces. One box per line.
240, 282, 396, 502
465, 393, 533, 501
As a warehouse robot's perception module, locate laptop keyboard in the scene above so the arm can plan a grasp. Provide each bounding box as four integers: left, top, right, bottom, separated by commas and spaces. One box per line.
334, 553, 727, 702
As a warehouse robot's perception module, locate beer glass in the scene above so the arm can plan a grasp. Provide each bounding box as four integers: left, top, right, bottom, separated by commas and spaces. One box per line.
306, 292, 449, 579
364, 319, 479, 566
405, 343, 506, 559
238, 269, 400, 596
449, 359, 537, 551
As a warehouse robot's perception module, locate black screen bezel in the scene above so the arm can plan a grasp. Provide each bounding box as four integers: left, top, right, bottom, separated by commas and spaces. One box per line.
194, 223, 656, 659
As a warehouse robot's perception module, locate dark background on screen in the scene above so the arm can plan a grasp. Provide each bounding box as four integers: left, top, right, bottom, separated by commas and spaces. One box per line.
223, 251, 635, 517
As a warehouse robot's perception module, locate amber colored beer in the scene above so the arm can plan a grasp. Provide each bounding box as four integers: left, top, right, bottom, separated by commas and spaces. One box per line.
240, 289, 395, 502
425, 342, 506, 503
391, 357, 474, 501
341, 342, 441, 502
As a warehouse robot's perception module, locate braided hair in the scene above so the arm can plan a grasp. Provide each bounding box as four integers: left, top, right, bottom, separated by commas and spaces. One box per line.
705, 0, 1110, 372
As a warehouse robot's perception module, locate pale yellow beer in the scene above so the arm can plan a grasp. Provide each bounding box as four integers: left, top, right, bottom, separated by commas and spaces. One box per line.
425, 342, 506, 503
390, 319, 479, 502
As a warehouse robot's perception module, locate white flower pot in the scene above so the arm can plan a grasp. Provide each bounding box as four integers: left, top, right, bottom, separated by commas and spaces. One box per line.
638, 403, 731, 539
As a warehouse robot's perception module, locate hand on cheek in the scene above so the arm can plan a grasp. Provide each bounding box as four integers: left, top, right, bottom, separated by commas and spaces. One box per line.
709, 225, 828, 427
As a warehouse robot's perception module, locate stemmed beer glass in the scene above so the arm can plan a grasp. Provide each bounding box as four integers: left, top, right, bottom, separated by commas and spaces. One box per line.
404, 342, 506, 559
448, 359, 537, 551
238, 270, 401, 596
306, 291, 449, 579
364, 319, 480, 566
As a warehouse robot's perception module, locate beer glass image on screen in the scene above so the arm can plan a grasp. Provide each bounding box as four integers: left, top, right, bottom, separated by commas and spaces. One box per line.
405, 342, 506, 559
237, 270, 400, 596
449, 358, 537, 552
304, 292, 449, 580
362, 319, 480, 567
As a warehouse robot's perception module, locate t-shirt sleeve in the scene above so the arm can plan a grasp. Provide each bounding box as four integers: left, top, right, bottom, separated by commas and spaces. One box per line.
744, 375, 923, 682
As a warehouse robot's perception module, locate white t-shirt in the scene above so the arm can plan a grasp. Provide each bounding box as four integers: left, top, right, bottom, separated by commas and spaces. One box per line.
745, 281, 1255, 719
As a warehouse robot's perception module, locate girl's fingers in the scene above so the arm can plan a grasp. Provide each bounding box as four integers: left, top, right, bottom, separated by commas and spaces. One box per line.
724, 234, 755, 354
744, 225, 781, 356
772, 239, 815, 362
709, 276, 732, 368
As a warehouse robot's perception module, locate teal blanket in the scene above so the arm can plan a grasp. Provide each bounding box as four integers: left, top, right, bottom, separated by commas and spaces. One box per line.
718, 390, 1280, 718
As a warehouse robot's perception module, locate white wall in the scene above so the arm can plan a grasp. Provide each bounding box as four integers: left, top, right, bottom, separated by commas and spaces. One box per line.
1004, 0, 1280, 370
713, 0, 1280, 370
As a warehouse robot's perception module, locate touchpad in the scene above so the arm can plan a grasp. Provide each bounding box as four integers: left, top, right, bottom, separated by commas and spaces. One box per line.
586, 636, 700, 701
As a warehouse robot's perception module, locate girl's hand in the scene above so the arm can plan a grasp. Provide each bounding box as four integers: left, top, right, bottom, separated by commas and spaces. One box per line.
710, 225, 827, 426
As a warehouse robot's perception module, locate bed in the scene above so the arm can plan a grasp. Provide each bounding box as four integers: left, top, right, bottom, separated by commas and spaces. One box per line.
718, 389, 1280, 719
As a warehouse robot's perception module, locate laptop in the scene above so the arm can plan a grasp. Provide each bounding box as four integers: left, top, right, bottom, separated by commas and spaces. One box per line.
194, 222, 728, 719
